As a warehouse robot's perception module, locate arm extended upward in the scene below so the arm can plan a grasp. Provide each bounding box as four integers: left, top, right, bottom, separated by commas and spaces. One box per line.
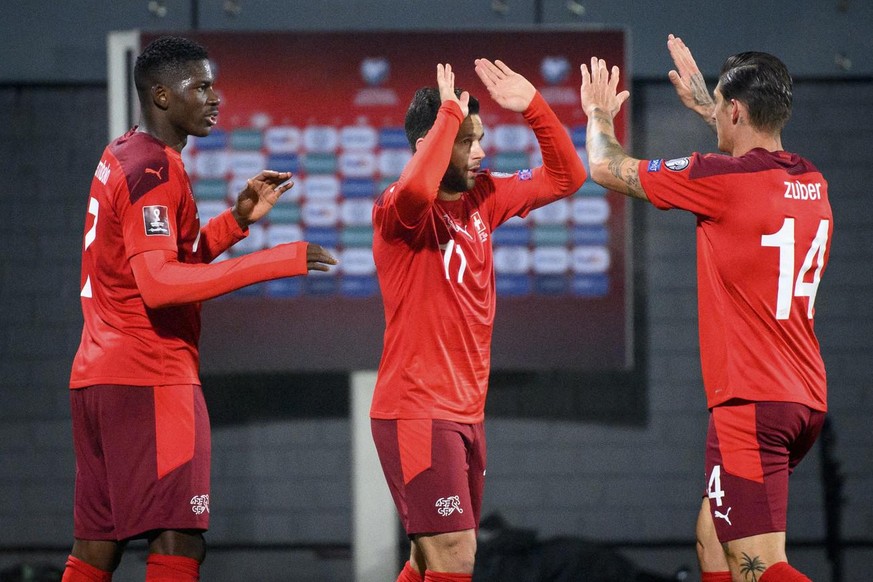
580, 58, 648, 201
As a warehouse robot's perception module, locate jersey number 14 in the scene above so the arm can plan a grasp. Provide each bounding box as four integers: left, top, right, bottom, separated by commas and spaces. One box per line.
760, 217, 829, 320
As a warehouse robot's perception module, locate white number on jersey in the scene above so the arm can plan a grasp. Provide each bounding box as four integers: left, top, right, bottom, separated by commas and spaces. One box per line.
760, 217, 829, 320
84, 197, 99, 250
440, 239, 468, 284
707, 464, 725, 507
81, 197, 99, 298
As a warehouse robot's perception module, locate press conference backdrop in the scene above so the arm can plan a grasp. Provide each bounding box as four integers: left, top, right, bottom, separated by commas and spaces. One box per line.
121, 29, 630, 373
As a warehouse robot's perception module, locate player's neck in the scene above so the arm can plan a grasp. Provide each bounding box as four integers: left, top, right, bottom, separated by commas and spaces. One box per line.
437, 189, 463, 202
731, 131, 783, 157
137, 115, 189, 153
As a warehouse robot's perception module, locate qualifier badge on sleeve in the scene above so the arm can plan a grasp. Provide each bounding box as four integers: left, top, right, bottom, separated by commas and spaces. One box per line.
143, 205, 171, 236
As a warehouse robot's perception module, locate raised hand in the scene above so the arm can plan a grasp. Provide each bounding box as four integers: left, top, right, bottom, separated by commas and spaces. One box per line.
436, 63, 469, 118
232, 170, 294, 228
579, 57, 630, 120
474, 58, 536, 112
667, 34, 716, 126
306, 243, 338, 272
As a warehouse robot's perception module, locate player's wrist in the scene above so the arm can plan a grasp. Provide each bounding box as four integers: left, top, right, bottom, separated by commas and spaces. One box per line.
230, 206, 251, 231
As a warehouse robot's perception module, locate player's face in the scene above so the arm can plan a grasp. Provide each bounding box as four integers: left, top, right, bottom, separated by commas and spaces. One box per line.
441, 114, 485, 194
165, 60, 220, 139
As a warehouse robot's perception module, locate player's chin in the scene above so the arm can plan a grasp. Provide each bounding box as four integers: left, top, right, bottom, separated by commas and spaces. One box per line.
189, 125, 213, 138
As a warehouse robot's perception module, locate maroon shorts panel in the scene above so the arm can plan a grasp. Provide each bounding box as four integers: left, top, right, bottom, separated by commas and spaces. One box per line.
704, 401, 825, 542
70, 384, 211, 541
372, 419, 486, 536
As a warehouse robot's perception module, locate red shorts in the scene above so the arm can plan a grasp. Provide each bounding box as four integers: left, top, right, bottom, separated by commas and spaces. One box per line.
70, 384, 211, 541
704, 401, 825, 542
371, 419, 486, 536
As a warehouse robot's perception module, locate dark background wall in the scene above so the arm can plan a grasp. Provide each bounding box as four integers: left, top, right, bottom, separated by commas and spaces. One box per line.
1, 2, 871, 581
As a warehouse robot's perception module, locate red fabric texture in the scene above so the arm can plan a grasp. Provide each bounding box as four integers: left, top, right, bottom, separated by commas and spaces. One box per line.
145, 554, 200, 581
759, 561, 812, 582
423, 571, 472, 582
398, 418, 432, 484
701, 572, 732, 582
396, 561, 424, 582
131, 241, 307, 309
154, 384, 196, 478
713, 403, 764, 483
61, 556, 112, 582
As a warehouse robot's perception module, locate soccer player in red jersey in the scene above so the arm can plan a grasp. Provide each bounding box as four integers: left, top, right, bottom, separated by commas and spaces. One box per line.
371, 60, 587, 582
580, 38, 831, 582
64, 37, 336, 582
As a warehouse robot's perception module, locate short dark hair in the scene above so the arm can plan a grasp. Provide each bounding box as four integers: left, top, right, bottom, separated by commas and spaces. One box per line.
404, 88, 480, 151
134, 36, 209, 99
718, 51, 792, 133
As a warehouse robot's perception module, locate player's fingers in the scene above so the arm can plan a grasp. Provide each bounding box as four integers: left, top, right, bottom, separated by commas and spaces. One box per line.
475, 58, 501, 84
589, 57, 599, 83
667, 69, 686, 91
313, 256, 337, 267
616, 90, 630, 108
307, 246, 338, 265
251, 170, 275, 183
580, 63, 590, 85
597, 58, 608, 84
265, 170, 291, 182
493, 59, 513, 76
609, 65, 622, 92
275, 179, 294, 194
474, 60, 494, 85
309, 255, 338, 270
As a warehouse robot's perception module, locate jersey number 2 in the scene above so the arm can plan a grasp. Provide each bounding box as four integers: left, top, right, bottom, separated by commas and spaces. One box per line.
81, 197, 99, 298
760, 217, 829, 320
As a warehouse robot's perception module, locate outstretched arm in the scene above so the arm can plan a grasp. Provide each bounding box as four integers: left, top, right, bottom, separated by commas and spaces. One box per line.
475, 58, 586, 209
391, 63, 466, 225
667, 34, 716, 132
579, 57, 647, 201
131, 243, 337, 308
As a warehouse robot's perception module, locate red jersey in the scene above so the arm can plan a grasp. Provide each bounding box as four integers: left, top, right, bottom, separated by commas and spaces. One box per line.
371, 93, 587, 423
639, 149, 831, 411
70, 129, 245, 388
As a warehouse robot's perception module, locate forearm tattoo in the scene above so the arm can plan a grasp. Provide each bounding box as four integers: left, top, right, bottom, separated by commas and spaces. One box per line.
689, 72, 713, 109
689, 72, 717, 131
739, 552, 767, 582
588, 110, 645, 199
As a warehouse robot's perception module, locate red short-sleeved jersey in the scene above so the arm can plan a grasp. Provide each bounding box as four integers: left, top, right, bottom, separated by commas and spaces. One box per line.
371, 94, 586, 423
70, 130, 216, 388
639, 149, 831, 411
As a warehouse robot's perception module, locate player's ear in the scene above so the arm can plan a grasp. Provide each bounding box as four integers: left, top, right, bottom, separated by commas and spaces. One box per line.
730, 99, 742, 125
414, 136, 425, 152
152, 84, 170, 111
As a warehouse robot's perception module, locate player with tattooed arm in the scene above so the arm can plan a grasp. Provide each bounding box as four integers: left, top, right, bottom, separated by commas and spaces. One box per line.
579, 38, 831, 582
